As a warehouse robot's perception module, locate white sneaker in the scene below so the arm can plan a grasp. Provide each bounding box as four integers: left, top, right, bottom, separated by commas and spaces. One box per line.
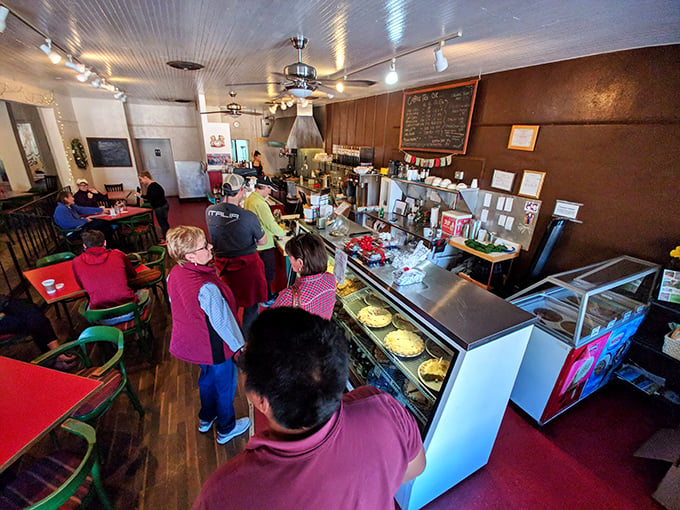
198, 417, 216, 433
216, 417, 250, 445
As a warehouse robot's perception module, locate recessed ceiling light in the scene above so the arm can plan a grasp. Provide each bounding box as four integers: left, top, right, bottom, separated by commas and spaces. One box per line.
166, 60, 204, 71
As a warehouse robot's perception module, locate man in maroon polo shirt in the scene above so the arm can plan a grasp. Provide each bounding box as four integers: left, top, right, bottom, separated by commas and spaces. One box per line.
193, 307, 426, 510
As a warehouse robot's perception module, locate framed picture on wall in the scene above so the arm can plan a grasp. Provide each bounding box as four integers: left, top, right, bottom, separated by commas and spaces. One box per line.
491, 169, 516, 192
508, 125, 540, 151
518, 170, 546, 198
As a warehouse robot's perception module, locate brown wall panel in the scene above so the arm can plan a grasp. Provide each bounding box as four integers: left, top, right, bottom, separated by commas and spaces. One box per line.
325, 46, 680, 287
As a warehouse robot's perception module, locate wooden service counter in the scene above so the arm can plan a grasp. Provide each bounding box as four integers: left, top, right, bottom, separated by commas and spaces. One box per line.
297, 219, 535, 509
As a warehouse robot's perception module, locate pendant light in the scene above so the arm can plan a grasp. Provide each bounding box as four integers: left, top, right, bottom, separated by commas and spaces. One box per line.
433, 42, 448, 72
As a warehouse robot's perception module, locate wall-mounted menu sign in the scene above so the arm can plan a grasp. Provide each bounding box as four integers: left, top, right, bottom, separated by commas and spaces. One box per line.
399, 80, 478, 154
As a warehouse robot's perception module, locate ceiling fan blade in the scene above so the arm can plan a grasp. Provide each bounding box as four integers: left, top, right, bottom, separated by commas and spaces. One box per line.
241, 111, 263, 116
316, 84, 337, 95
343, 79, 376, 87
200, 111, 229, 114
224, 81, 282, 87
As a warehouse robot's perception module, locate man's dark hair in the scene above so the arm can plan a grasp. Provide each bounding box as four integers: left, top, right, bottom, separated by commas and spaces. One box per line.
56, 190, 72, 204
285, 233, 328, 277
81, 230, 106, 248
243, 307, 348, 430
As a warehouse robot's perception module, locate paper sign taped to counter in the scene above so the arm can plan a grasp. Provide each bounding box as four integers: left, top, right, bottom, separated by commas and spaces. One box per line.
334, 248, 348, 284
498, 214, 507, 228
483, 193, 492, 207
480, 209, 489, 222
496, 197, 505, 210
505, 216, 515, 230
504, 198, 514, 212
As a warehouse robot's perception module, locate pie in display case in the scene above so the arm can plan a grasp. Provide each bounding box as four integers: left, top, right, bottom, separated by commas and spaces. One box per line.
332, 270, 457, 431
299, 219, 535, 510
508, 256, 661, 425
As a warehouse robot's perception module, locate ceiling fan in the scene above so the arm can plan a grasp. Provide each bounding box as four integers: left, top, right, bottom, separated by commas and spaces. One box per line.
200, 91, 262, 116
225, 36, 376, 99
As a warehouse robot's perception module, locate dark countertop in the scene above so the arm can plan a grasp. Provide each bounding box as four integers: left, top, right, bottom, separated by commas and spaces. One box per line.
304, 221, 535, 351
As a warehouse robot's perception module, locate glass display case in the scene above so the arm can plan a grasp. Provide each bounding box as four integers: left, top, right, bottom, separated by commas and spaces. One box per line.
510, 256, 660, 347
332, 259, 457, 432
298, 219, 535, 509
508, 256, 661, 425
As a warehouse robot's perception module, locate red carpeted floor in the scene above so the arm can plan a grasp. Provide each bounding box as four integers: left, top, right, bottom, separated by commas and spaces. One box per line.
169, 196, 675, 510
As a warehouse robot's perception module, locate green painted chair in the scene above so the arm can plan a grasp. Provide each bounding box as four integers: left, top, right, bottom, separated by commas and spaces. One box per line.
32, 326, 144, 423
118, 211, 157, 251
36, 251, 76, 268
78, 296, 154, 360
0, 418, 113, 509
128, 245, 169, 309
54, 224, 83, 253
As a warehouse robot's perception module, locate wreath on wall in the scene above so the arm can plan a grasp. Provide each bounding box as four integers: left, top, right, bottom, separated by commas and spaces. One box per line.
71, 138, 88, 169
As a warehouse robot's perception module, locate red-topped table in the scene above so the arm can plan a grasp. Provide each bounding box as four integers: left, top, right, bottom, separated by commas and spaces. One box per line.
0, 356, 102, 472
23, 260, 85, 304
23, 261, 150, 305
89, 205, 150, 222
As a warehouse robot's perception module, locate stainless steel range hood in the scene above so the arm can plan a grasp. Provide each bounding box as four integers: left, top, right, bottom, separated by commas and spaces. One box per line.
267, 104, 323, 149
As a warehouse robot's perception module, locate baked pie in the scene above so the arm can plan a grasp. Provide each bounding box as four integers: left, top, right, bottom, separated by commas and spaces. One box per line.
384, 330, 424, 357
357, 306, 392, 328
418, 358, 450, 383
337, 278, 365, 297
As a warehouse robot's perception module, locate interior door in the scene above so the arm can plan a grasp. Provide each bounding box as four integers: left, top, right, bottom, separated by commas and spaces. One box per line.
135, 138, 178, 196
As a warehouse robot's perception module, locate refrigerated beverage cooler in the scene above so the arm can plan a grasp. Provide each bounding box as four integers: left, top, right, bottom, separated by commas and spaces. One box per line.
508, 256, 660, 425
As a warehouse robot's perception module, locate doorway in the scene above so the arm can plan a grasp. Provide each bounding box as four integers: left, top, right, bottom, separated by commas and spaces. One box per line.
231, 139, 249, 163
134, 138, 178, 196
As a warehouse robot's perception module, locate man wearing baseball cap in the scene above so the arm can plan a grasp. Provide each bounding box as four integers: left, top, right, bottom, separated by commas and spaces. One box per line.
244, 175, 286, 306
73, 178, 108, 208
206, 173, 268, 336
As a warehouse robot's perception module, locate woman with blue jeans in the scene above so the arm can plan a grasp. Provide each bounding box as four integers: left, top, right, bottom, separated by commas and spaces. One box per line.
166, 226, 250, 444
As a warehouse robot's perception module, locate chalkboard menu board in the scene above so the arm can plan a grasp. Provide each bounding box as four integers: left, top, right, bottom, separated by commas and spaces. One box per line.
86, 138, 132, 167
399, 80, 478, 154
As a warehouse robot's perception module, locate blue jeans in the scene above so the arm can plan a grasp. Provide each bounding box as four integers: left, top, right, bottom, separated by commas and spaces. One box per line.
198, 359, 237, 434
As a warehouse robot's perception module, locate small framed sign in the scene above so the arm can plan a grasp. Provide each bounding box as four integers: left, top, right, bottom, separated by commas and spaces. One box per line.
518, 170, 546, 199
508, 125, 540, 151
491, 169, 516, 192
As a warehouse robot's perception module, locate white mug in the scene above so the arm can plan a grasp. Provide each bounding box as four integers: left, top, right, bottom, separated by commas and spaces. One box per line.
477, 229, 488, 243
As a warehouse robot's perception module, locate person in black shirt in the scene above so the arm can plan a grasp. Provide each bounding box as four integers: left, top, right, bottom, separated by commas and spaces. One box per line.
137, 171, 170, 241
252, 150, 265, 178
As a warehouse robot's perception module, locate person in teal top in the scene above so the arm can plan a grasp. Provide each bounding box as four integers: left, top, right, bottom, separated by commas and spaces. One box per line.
244, 176, 286, 306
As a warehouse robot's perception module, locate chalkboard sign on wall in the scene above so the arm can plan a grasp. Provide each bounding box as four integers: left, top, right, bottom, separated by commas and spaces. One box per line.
86, 138, 133, 167
399, 80, 478, 154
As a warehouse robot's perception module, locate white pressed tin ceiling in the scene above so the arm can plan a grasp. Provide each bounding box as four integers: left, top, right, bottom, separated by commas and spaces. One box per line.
0, 0, 678, 111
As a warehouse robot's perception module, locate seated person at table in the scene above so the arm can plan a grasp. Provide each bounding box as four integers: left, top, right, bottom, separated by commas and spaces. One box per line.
0, 294, 75, 368
53, 190, 115, 244
72, 230, 151, 324
193, 308, 426, 510
73, 178, 108, 208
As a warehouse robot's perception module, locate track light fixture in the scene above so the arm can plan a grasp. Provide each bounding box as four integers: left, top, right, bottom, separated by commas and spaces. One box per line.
385, 58, 398, 85
336, 76, 346, 93
433, 42, 448, 72
268, 104, 278, 114
280, 102, 287, 111
76, 69, 92, 82
286, 99, 295, 108
114, 91, 124, 99
64, 55, 85, 73
40, 38, 62, 64
0, 6, 9, 33
91, 76, 101, 88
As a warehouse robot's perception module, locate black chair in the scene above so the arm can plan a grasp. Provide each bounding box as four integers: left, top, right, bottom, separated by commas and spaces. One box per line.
104, 183, 123, 192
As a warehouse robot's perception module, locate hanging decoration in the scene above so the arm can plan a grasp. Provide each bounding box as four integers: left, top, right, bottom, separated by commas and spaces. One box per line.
71, 138, 88, 169
401, 150, 454, 168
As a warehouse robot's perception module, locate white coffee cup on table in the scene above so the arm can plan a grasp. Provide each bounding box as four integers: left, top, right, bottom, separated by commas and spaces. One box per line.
42, 279, 56, 294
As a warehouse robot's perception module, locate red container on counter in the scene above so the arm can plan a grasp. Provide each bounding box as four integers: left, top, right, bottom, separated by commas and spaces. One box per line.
441, 210, 472, 237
